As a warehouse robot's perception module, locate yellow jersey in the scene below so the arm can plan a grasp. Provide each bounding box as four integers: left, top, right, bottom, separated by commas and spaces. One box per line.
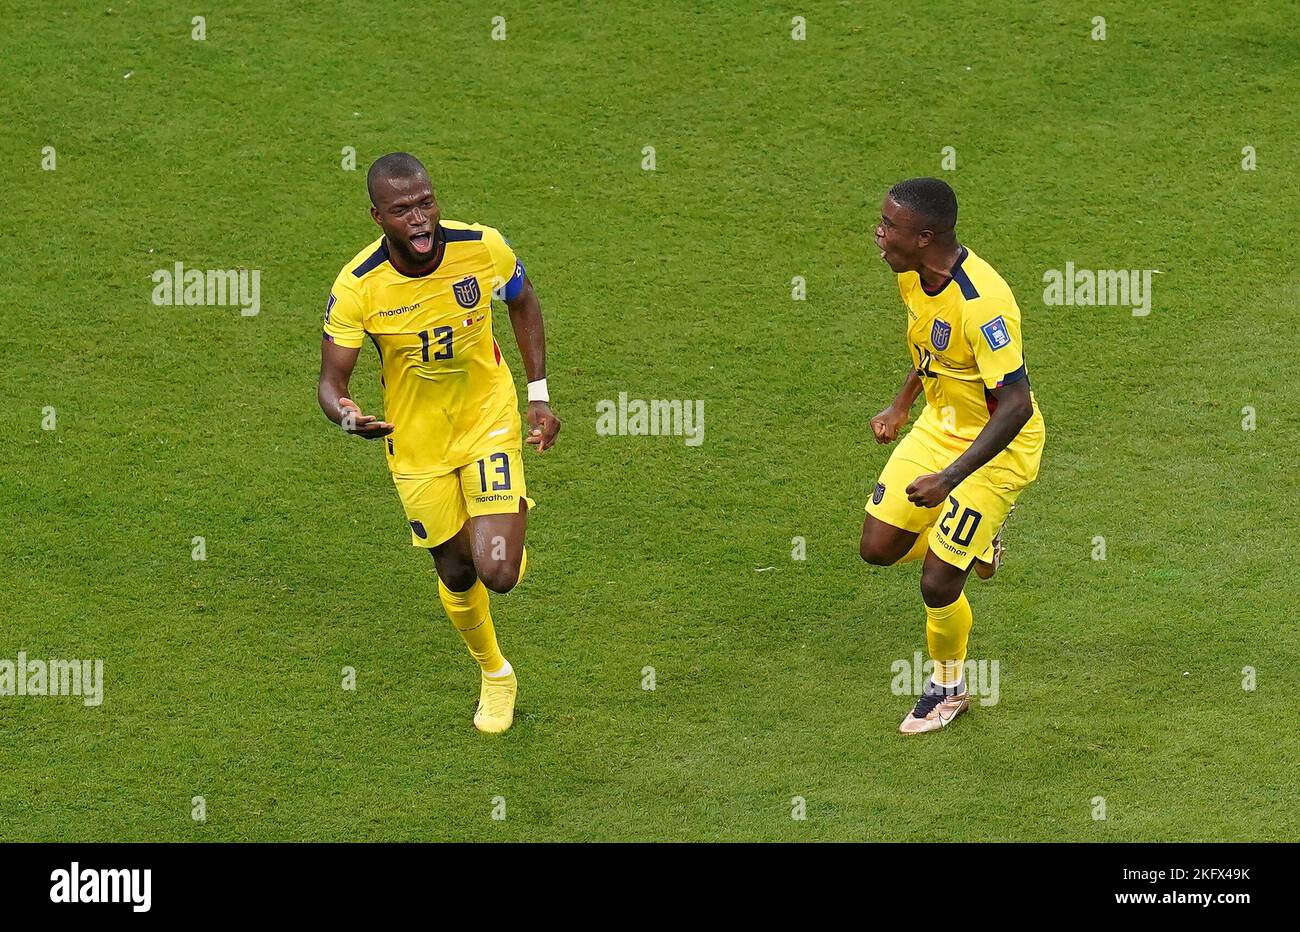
323, 219, 525, 478
897, 246, 1045, 466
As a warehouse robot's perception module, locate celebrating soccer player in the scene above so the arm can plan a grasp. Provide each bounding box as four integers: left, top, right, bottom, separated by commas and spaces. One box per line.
861, 178, 1045, 734
317, 153, 560, 734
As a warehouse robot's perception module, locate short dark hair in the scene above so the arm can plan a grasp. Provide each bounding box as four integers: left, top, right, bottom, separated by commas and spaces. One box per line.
887, 177, 957, 233
366, 152, 429, 206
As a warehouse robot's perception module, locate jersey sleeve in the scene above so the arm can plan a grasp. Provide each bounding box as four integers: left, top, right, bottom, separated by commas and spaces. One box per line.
322, 275, 366, 349
481, 225, 526, 301
964, 302, 1027, 389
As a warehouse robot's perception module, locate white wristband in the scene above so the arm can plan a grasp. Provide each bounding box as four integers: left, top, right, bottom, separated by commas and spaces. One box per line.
527, 378, 550, 403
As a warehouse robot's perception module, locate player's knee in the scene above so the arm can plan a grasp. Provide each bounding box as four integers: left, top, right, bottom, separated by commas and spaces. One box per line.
432, 552, 478, 592
920, 572, 961, 608
479, 563, 520, 594
860, 538, 900, 566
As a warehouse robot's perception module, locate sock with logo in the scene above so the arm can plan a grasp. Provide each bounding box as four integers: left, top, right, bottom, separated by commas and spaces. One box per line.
925, 590, 973, 689
438, 577, 505, 673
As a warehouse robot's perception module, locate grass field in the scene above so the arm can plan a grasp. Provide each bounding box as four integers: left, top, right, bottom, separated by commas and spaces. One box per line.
2, 1, 1297, 842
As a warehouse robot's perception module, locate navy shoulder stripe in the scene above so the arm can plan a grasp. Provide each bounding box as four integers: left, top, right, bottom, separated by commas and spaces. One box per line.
352, 241, 390, 278
951, 248, 979, 300
998, 362, 1028, 386
441, 226, 484, 242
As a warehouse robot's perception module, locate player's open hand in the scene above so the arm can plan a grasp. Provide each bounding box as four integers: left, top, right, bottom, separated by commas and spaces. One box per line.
526, 401, 561, 453
906, 472, 955, 508
337, 397, 395, 440
871, 405, 909, 444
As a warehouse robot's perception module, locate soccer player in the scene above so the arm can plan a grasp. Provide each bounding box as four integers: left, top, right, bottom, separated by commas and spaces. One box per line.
861, 178, 1045, 735
317, 153, 560, 734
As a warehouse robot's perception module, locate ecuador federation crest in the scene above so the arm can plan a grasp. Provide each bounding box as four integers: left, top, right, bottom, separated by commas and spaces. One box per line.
872, 482, 886, 505
930, 318, 952, 351
453, 275, 481, 309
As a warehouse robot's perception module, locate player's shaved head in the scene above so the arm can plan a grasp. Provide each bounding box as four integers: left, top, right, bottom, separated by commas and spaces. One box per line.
887, 177, 958, 234
366, 152, 442, 275
875, 178, 963, 276
367, 152, 430, 207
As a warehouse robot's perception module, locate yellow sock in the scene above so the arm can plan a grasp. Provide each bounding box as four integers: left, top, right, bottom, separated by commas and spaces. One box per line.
898, 531, 931, 564
438, 578, 505, 673
925, 591, 973, 687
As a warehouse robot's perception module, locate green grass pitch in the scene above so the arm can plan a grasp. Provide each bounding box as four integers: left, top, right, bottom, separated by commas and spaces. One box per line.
2, 0, 1296, 841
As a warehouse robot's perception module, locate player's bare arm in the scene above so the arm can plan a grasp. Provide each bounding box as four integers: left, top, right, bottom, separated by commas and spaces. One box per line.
317, 338, 394, 439
871, 368, 924, 443
506, 274, 561, 453
904, 378, 1034, 507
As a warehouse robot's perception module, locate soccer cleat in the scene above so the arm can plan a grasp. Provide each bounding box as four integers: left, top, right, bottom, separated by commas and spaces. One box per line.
473, 668, 518, 734
898, 683, 969, 734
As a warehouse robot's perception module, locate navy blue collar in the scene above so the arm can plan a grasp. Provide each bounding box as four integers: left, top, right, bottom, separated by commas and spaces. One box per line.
918, 246, 968, 297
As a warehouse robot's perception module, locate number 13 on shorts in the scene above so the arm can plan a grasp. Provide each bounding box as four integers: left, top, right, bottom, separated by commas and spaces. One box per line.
477, 451, 512, 491
459, 446, 532, 518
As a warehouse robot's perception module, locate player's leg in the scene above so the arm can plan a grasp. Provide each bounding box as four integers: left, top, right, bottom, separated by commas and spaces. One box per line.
430, 518, 516, 733
900, 475, 1018, 734
456, 443, 534, 733
429, 519, 477, 590
920, 547, 975, 688
461, 442, 533, 593
469, 501, 527, 593
394, 471, 513, 732
898, 547, 975, 735
860, 514, 927, 565
428, 521, 508, 678
861, 429, 946, 565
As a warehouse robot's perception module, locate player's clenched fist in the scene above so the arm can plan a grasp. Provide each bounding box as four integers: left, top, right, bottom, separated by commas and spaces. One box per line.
905, 471, 955, 508
526, 401, 561, 453
871, 404, 909, 444
337, 397, 395, 439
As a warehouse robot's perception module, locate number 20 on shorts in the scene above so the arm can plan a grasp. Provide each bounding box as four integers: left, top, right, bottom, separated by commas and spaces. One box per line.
939, 494, 982, 547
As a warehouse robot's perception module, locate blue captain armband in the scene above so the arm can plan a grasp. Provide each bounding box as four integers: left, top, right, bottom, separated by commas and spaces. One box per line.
500, 259, 525, 301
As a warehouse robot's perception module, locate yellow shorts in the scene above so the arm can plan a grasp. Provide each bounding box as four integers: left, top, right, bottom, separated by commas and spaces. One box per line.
393, 438, 535, 549
865, 425, 1040, 570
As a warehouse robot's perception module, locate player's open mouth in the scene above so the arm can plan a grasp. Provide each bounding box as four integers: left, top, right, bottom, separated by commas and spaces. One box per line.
410, 232, 433, 254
